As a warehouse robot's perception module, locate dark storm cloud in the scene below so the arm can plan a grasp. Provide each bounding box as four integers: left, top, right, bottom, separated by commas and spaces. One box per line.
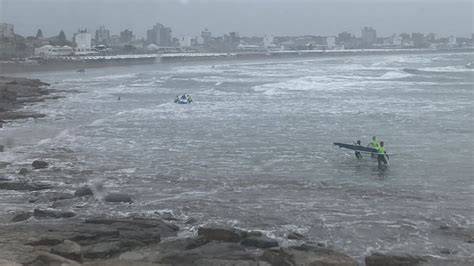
1, 0, 472, 38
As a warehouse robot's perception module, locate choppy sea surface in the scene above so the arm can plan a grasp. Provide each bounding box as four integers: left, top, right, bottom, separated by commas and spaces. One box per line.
1, 52, 473, 261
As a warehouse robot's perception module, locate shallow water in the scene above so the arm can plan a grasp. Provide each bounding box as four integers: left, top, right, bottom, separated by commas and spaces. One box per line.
1, 52, 473, 260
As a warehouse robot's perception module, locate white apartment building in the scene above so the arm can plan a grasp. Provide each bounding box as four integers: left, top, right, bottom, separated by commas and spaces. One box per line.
74, 30, 92, 54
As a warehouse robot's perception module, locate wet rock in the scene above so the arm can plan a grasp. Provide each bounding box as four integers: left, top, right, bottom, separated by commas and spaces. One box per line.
185, 217, 197, 224
85, 217, 178, 238
118, 251, 145, 261
0, 181, 52, 191
74, 186, 93, 197
241, 235, 279, 249
439, 248, 455, 255
69, 227, 120, 244
263, 244, 357, 266
25, 252, 80, 266
153, 241, 264, 265
32, 160, 49, 169
50, 240, 83, 263
287, 231, 305, 240
0, 111, 46, 120
0, 161, 11, 168
26, 236, 65, 246
433, 225, 474, 243
82, 240, 144, 259
11, 212, 33, 222
365, 253, 426, 266
245, 230, 263, 237
118, 226, 161, 244
18, 168, 29, 175
104, 193, 132, 203
198, 224, 245, 242
33, 208, 76, 219
0, 259, 21, 266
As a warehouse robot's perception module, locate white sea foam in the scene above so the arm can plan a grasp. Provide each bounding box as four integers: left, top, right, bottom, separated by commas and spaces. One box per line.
378, 71, 414, 80
418, 65, 473, 73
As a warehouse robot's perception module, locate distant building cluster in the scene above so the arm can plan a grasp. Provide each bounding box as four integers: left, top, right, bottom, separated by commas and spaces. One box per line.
0, 21, 473, 60
0, 23, 14, 38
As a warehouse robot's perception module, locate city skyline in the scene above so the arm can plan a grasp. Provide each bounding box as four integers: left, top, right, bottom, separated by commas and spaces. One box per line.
1, 0, 472, 39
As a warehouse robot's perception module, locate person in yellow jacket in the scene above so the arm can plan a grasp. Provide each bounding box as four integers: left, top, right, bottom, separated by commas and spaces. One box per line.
368, 136, 379, 149
376, 141, 389, 166
368, 136, 379, 158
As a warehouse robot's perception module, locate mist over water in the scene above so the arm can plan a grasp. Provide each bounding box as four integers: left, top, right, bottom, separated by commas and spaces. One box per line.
2, 52, 473, 260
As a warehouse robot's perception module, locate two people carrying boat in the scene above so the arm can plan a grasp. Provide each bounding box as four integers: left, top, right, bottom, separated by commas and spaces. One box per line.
355, 136, 389, 166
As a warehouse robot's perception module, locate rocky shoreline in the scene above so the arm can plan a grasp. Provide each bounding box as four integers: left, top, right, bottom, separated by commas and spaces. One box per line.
1, 158, 364, 266
0, 76, 60, 126
1, 162, 473, 265
1, 77, 473, 265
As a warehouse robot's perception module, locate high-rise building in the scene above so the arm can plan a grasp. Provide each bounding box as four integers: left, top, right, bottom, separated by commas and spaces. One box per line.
95, 26, 110, 45
361, 27, 376, 45
147, 23, 172, 47
120, 29, 134, 43
0, 23, 14, 38
229, 32, 240, 45
337, 32, 352, 44
201, 28, 212, 45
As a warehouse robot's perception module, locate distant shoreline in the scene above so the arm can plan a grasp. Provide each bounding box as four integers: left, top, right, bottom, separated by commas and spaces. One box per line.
1, 47, 472, 74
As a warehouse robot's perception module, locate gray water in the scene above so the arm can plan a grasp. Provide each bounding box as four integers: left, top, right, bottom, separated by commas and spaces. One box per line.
1, 52, 473, 261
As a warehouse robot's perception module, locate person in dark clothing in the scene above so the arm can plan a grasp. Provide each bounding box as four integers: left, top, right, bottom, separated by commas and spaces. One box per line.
355, 140, 363, 159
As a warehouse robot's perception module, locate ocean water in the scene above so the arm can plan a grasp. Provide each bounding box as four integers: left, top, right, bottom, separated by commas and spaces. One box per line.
1, 52, 473, 261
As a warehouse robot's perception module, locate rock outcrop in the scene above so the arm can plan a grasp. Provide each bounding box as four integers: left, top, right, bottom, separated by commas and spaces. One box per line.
365, 253, 427, 266
104, 193, 132, 203
32, 160, 49, 169
263, 244, 357, 266
0, 181, 53, 191
0, 76, 54, 122
74, 186, 93, 197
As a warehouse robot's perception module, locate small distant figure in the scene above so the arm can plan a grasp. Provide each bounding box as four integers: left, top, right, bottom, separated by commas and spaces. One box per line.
117, 96, 121, 101
174, 94, 192, 104
212, 65, 215, 69
77, 68, 85, 74
376, 141, 389, 167
355, 140, 363, 159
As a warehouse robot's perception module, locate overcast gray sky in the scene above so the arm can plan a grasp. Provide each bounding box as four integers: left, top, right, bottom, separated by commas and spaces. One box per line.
1, 0, 472, 39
